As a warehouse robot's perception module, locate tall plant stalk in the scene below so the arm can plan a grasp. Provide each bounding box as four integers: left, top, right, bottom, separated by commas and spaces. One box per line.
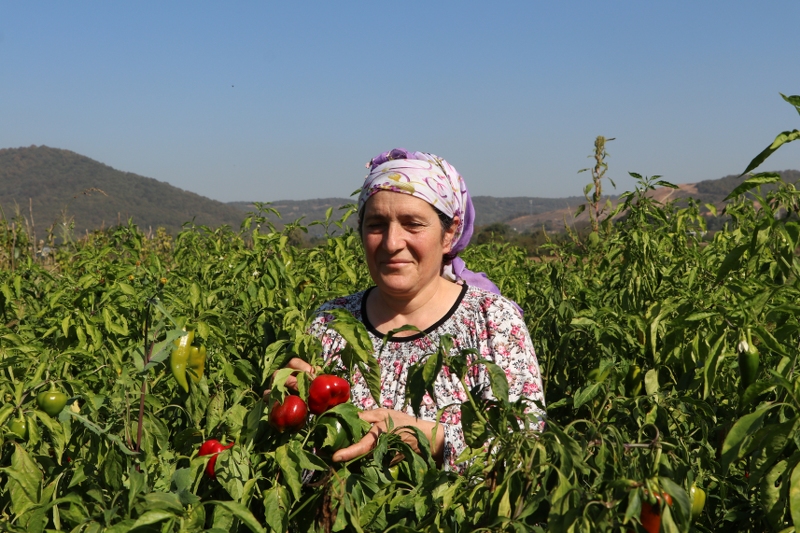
578, 135, 615, 233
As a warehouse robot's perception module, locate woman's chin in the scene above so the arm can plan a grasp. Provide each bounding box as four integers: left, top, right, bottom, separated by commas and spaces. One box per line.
376, 283, 416, 298
375, 275, 449, 300
374, 277, 420, 297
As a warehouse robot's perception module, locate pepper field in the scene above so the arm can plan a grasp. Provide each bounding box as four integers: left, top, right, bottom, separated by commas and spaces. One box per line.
2, 96, 800, 532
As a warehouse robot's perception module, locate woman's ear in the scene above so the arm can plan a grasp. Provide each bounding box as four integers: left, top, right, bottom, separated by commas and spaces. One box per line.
443, 216, 460, 253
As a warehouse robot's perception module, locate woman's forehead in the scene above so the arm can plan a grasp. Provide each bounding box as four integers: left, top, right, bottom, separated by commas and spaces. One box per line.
362, 191, 438, 217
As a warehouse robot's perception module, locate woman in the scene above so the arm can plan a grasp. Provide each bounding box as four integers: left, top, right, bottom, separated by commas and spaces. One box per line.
286, 149, 545, 471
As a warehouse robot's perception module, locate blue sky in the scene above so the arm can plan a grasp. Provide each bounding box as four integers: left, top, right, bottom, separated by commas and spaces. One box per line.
1, 2, 799, 202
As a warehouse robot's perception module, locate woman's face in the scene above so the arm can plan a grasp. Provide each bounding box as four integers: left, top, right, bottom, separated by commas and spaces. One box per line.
361, 191, 457, 300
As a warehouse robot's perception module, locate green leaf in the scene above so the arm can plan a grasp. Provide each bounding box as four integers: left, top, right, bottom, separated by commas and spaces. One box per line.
207, 500, 266, 533
261, 487, 288, 533
644, 369, 659, 396
746, 419, 797, 485
658, 477, 690, 524
781, 93, 800, 115
190, 282, 201, 309
422, 340, 445, 389
142, 328, 185, 372
683, 311, 716, 322
275, 445, 302, 501
752, 324, 788, 357
242, 399, 266, 444
715, 244, 748, 283
573, 382, 603, 409
721, 405, 773, 471
0, 403, 14, 427
741, 131, 800, 176
740, 380, 775, 409
196, 320, 210, 340
789, 461, 800, 531
130, 510, 175, 529
117, 282, 136, 296
0, 444, 43, 516
702, 332, 725, 400
327, 308, 373, 365
761, 459, 790, 530
460, 400, 488, 447
327, 308, 381, 405
725, 172, 782, 201
483, 361, 510, 404
287, 440, 327, 471
206, 393, 225, 433
326, 402, 366, 437
654, 180, 679, 189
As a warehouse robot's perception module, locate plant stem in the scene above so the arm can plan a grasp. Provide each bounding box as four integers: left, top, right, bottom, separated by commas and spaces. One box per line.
135, 299, 154, 460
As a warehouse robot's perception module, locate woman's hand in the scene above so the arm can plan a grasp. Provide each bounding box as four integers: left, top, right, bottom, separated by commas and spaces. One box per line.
263, 358, 316, 401
332, 408, 445, 466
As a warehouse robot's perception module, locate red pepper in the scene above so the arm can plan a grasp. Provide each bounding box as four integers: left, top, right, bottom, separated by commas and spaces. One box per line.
307, 375, 351, 415
269, 395, 308, 432
198, 439, 234, 479
637, 492, 673, 533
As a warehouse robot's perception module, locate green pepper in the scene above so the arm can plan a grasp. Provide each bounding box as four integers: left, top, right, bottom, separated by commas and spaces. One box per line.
171, 330, 194, 392
188, 345, 206, 384
37, 385, 68, 417
171, 330, 207, 391
625, 364, 643, 396
8, 416, 28, 440
587, 366, 610, 383
314, 415, 351, 456
690, 484, 706, 520
738, 334, 759, 391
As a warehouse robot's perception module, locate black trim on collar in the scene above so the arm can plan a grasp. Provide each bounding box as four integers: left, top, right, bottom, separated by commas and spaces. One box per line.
361, 283, 469, 342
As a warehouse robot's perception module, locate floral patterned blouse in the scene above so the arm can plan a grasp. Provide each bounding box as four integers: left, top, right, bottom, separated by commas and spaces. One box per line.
309, 283, 546, 471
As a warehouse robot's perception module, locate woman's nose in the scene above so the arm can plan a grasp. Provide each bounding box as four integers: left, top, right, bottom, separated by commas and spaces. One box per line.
382, 222, 404, 252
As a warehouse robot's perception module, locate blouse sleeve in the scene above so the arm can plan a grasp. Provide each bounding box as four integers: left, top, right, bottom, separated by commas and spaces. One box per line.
481, 297, 545, 425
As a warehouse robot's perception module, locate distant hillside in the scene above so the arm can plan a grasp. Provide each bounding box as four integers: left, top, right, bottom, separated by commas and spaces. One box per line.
4, 145, 797, 240
0, 146, 246, 236
503, 170, 800, 232
228, 170, 800, 236
227, 195, 588, 235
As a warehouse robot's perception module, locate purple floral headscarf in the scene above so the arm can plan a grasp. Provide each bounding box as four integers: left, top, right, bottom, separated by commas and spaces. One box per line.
358, 148, 522, 315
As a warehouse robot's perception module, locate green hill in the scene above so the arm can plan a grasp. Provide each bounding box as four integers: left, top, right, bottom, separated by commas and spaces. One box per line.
0, 145, 246, 237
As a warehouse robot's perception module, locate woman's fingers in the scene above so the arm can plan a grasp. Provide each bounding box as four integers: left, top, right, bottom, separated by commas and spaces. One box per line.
358, 408, 394, 425
331, 410, 394, 462
332, 410, 421, 462
286, 358, 314, 373
270, 358, 314, 393
332, 426, 381, 462
284, 374, 299, 391
329, 408, 444, 466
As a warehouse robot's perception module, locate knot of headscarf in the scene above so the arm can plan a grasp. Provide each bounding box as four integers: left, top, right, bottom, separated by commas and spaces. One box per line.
358, 148, 523, 315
